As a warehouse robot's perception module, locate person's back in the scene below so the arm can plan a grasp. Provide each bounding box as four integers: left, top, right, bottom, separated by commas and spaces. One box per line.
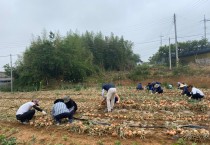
102, 83, 115, 91
101, 83, 117, 112
52, 99, 74, 125
52, 102, 69, 117
136, 83, 143, 90
16, 102, 34, 115
192, 87, 204, 96
187, 85, 204, 100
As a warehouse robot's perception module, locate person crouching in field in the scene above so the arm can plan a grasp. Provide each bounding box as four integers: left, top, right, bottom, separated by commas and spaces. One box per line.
16, 99, 47, 124
52, 99, 74, 125
102, 83, 117, 112
153, 83, 163, 94
168, 84, 173, 89
179, 84, 191, 97
136, 83, 144, 90
187, 85, 204, 100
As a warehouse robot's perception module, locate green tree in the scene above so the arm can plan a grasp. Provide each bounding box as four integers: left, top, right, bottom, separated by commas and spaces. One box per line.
5, 30, 140, 89
149, 39, 209, 66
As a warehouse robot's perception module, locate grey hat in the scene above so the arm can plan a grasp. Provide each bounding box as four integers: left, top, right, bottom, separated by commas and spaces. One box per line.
63, 96, 70, 103
154, 84, 160, 88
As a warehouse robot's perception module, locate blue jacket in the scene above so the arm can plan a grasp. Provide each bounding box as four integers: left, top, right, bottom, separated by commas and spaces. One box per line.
154, 86, 163, 93
156, 86, 162, 92
136, 83, 143, 90
102, 84, 115, 91
182, 86, 191, 97
146, 83, 153, 90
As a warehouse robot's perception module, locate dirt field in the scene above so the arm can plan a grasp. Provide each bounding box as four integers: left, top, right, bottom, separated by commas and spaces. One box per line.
1, 86, 210, 145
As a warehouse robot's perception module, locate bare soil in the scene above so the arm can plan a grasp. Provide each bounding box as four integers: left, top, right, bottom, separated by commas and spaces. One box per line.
0, 121, 177, 145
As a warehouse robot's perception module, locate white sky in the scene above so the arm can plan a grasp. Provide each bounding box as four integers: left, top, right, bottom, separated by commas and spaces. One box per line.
0, 0, 210, 71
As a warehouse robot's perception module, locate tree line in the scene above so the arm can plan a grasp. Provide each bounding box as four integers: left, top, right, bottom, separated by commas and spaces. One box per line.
149, 39, 210, 65
4, 30, 140, 88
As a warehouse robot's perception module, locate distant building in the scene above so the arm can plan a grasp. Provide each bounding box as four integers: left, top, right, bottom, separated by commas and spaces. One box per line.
179, 48, 210, 65
0, 78, 11, 86
170, 47, 210, 65
0, 72, 8, 78
0, 72, 11, 86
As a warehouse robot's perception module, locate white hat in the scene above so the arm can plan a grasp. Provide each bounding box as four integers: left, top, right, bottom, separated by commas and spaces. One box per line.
179, 84, 186, 88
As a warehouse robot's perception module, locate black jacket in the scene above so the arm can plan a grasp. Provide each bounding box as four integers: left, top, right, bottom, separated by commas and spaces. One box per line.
65, 99, 77, 112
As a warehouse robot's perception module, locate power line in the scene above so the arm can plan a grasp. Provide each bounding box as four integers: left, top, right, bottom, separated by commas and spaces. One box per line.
179, 0, 210, 22
134, 33, 210, 45
0, 33, 208, 60
0, 55, 10, 57
0, 54, 20, 58
135, 39, 160, 45
0, 16, 205, 49
177, 0, 208, 15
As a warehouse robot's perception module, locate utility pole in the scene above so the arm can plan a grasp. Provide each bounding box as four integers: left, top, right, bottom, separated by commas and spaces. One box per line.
202, 15, 210, 40
169, 38, 172, 70
174, 13, 179, 67
10, 54, 13, 92
160, 35, 164, 47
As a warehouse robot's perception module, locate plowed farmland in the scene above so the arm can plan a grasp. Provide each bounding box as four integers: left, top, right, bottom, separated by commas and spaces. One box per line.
1, 87, 210, 145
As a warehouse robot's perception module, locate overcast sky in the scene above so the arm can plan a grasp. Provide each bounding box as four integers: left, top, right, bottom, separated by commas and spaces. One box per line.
0, 0, 210, 71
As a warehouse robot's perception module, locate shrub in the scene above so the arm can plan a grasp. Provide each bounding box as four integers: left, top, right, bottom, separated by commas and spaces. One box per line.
128, 64, 150, 81
172, 65, 192, 76
0, 85, 11, 92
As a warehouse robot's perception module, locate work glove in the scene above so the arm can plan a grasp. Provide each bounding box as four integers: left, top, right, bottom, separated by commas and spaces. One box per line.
42, 111, 47, 115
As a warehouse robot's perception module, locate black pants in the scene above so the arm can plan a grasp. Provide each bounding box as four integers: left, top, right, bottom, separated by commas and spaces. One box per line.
54, 112, 73, 123
114, 97, 118, 103
192, 93, 204, 100
16, 110, 35, 122
186, 92, 191, 97
157, 90, 163, 94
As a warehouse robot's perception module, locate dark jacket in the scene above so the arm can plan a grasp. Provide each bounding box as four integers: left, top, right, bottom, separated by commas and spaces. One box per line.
136, 83, 143, 90
65, 99, 77, 112
155, 86, 163, 93
102, 84, 115, 91
182, 86, 191, 97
